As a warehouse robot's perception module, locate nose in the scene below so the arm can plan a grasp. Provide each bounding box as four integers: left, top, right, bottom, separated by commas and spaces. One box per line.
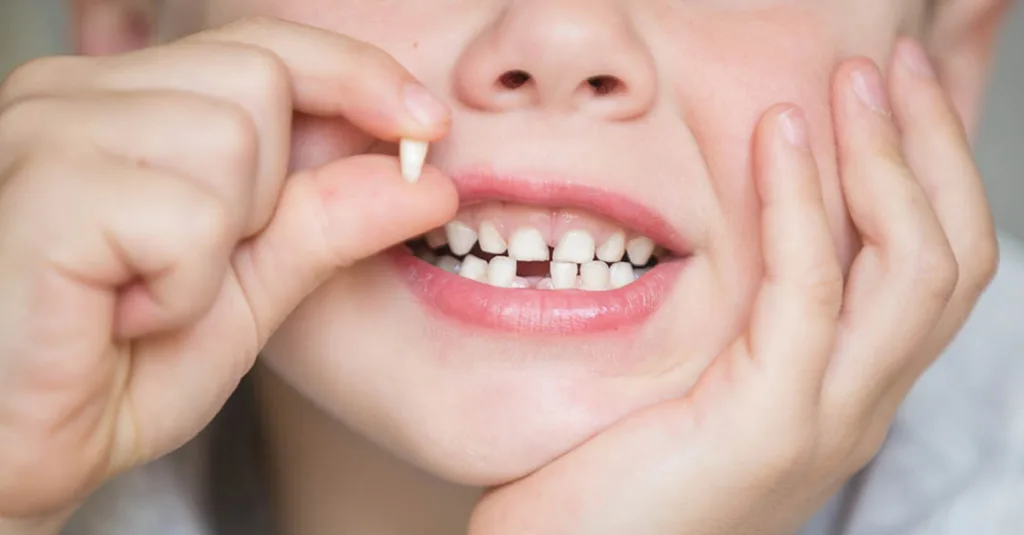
453, 0, 657, 120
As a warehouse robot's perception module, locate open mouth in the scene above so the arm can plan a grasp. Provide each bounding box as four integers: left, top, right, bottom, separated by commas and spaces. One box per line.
390, 175, 691, 334
405, 202, 673, 291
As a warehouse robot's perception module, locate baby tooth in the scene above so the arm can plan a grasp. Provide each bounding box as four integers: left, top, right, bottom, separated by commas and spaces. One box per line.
437, 255, 461, 274
626, 236, 655, 266
445, 221, 478, 256
580, 261, 611, 291
550, 261, 579, 290
537, 278, 554, 291
508, 227, 549, 261
487, 256, 518, 288
609, 262, 635, 289
596, 231, 626, 263
478, 221, 508, 254
511, 277, 531, 289
399, 139, 429, 183
426, 228, 448, 249
553, 230, 596, 264
459, 254, 488, 282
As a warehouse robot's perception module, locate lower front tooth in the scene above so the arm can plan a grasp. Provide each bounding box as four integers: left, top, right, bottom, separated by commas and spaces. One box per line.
610, 262, 634, 289
436, 255, 461, 274
550, 261, 578, 290
487, 256, 518, 288
580, 261, 610, 291
460, 254, 488, 282
537, 278, 554, 290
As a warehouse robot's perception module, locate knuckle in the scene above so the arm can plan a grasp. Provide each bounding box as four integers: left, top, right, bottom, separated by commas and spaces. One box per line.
0, 95, 57, 147
964, 236, 1000, 295
0, 56, 66, 104
204, 103, 259, 164
186, 190, 236, 249
233, 45, 291, 105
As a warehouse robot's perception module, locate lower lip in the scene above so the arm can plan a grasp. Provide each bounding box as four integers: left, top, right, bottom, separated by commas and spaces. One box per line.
389, 249, 685, 335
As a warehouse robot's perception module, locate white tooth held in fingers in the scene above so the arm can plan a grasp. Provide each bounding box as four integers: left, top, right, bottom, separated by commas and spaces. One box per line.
553, 230, 596, 263
487, 256, 518, 288
399, 139, 429, 183
508, 227, 549, 261
610, 262, 635, 289
580, 261, 611, 291
597, 231, 626, 263
445, 221, 478, 256
436, 255, 461, 274
478, 221, 507, 254
459, 254, 487, 282
550, 261, 578, 290
425, 228, 448, 249
626, 236, 656, 266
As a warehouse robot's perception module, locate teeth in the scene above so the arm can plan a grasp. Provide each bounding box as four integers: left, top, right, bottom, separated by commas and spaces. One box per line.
436, 255, 461, 274
550, 261, 578, 290
596, 231, 626, 263
425, 228, 448, 249
508, 227, 550, 261
511, 277, 531, 289
580, 261, 610, 291
478, 221, 507, 254
445, 221, 478, 256
552, 230, 596, 264
399, 139, 429, 183
626, 236, 655, 266
486, 256, 518, 288
609, 262, 635, 289
537, 278, 554, 290
459, 254, 488, 282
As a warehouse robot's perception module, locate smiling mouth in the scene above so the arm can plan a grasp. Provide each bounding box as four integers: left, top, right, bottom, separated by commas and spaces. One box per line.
389, 174, 689, 335
405, 202, 673, 291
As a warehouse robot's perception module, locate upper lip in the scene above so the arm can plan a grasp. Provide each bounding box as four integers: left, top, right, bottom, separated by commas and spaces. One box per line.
444, 170, 691, 256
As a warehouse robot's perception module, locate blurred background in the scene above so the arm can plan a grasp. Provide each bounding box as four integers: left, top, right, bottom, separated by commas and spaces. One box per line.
2, 0, 1022, 240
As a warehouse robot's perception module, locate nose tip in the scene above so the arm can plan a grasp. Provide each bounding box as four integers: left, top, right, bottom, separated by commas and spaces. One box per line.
454, 2, 657, 120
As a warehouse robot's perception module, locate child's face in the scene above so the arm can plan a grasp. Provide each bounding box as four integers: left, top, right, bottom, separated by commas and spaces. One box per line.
100, 0, 991, 485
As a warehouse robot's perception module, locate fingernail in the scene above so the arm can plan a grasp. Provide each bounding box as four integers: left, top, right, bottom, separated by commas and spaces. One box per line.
898, 39, 935, 79
403, 83, 449, 127
779, 107, 810, 149
852, 66, 890, 115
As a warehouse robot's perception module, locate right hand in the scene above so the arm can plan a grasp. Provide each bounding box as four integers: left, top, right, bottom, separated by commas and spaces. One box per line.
0, 16, 457, 522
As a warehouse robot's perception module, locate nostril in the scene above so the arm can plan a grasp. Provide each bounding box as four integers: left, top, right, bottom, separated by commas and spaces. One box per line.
498, 70, 532, 90
585, 75, 623, 96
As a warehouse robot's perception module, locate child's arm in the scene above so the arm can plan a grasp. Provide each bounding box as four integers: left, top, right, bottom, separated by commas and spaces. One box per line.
0, 16, 455, 529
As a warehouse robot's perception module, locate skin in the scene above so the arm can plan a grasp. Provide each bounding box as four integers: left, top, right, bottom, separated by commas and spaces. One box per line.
0, 0, 1009, 533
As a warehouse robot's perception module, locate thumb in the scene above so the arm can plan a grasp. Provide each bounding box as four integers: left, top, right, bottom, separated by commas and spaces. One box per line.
234, 154, 457, 344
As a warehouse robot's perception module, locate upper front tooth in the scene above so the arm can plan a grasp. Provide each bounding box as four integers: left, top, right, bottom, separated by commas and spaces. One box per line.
445, 221, 478, 256
609, 262, 635, 289
487, 256, 518, 288
550, 261, 578, 290
425, 228, 448, 249
399, 139, 429, 183
478, 221, 507, 254
459, 254, 488, 282
553, 230, 596, 263
580, 261, 610, 291
508, 227, 549, 261
596, 231, 626, 263
626, 236, 655, 266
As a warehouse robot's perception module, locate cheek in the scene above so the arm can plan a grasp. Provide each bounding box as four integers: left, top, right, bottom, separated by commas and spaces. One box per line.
668, 8, 858, 267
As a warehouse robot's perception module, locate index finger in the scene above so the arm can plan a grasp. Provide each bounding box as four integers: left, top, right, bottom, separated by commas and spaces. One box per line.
191, 17, 451, 141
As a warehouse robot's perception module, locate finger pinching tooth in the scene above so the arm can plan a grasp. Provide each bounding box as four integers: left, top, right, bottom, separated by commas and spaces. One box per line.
400, 138, 429, 183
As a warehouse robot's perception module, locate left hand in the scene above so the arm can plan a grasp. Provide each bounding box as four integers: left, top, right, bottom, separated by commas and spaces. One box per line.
468, 38, 999, 535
